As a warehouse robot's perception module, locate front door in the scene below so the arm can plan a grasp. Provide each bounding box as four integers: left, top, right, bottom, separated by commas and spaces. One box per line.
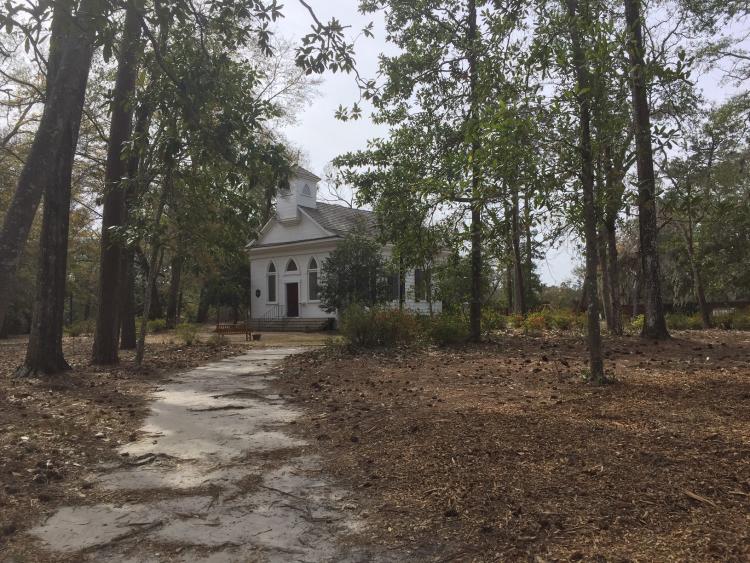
286, 283, 299, 317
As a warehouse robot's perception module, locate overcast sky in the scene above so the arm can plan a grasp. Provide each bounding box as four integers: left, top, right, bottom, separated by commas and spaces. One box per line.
276, 1, 748, 286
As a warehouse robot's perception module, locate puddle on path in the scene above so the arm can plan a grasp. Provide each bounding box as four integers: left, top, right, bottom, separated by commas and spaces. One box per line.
28, 348, 397, 562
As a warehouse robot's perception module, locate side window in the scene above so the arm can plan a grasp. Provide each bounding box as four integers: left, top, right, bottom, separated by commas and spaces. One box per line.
308, 258, 319, 301
267, 263, 277, 302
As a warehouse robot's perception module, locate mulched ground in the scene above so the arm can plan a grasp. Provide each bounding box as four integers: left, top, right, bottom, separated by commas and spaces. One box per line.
0, 334, 245, 559
276, 330, 750, 562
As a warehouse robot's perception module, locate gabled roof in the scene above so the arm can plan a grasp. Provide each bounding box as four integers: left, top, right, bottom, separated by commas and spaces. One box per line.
294, 165, 321, 183
302, 202, 379, 237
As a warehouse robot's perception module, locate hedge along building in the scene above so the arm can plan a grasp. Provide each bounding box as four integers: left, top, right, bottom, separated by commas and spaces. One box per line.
246, 166, 444, 330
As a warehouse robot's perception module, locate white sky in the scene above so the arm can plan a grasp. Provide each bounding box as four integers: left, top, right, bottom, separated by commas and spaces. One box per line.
277, 1, 749, 286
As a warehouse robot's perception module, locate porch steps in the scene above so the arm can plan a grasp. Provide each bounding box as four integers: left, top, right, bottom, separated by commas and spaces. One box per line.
248, 318, 334, 332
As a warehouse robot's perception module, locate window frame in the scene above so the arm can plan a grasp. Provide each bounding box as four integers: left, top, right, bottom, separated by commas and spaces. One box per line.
307, 258, 320, 302
266, 262, 278, 304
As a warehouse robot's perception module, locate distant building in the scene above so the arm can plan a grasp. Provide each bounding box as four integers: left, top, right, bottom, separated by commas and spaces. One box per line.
246, 167, 442, 330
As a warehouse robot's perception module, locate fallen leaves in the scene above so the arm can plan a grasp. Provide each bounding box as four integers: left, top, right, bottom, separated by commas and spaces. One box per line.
276, 330, 750, 562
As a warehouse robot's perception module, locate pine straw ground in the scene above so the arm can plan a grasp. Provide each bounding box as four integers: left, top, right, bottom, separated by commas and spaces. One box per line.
276, 330, 750, 562
0, 334, 245, 558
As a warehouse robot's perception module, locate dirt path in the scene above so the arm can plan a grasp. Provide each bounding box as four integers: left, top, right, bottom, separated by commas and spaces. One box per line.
27, 347, 389, 562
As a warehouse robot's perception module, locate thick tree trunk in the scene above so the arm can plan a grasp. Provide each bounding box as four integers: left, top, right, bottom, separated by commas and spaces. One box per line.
467, 0, 482, 343
567, 0, 605, 383
93, 0, 143, 364
624, 0, 669, 340
511, 187, 526, 315
166, 254, 183, 329
0, 0, 96, 337
119, 249, 137, 349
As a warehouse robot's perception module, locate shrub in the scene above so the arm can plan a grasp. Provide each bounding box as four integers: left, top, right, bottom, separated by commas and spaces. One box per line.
429, 314, 469, 346
667, 313, 703, 330
340, 304, 424, 348
733, 309, 750, 331
482, 309, 507, 332
148, 318, 167, 333
176, 323, 200, 345
206, 333, 227, 348
630, 314, 645, 333
510, 314, 525, 328
65, 319, 95, 337
523, 312, 546, 334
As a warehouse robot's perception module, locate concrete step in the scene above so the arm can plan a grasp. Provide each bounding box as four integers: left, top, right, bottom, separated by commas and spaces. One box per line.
249, 318, 334, 332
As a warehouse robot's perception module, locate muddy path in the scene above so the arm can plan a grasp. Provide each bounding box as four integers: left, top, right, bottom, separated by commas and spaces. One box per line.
27, 348, 394, 562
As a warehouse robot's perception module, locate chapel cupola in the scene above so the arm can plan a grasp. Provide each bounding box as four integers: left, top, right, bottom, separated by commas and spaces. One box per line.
276, 166, 321, 223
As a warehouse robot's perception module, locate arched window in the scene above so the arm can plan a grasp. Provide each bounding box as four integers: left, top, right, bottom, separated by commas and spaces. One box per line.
286, 259, 298, 272
302, 183, 312, 196
267, 262, 277, 303
308, 258, 319, 301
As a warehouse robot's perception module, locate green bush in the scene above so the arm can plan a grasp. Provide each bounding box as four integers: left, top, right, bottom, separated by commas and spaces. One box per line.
176, 323, 200, 345
65, 318, 95, 337
543, 309, 585, 331
429, 313, 469, 346
523, 312, 547, 334
667, 313, 703, 330
733, 309, 750, 330
630, 314, 645, 333
147, 318, 167, 333
340, 305, 424, 348
482, 308, 507, 332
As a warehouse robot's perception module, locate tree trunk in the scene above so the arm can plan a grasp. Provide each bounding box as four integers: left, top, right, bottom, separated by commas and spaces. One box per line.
119, 248, 137, 349
603, 147, 623, 335
605, 218, 623, 334
0, 0, 96, 337
197, 284, 210, 323
166, 254, 183, 329
681, 225, 711, 328
136, 161, 173, 366
598, 225, 613, 327
68, 292, 74, 326
93, 0, 143, 364
623, 0, 669, 340
511, 187, 526, 315
567, 0, 605, 383
467, 0, 482, 343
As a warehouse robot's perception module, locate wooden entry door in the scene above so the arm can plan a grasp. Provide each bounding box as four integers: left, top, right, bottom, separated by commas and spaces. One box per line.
286, 283, 299, 317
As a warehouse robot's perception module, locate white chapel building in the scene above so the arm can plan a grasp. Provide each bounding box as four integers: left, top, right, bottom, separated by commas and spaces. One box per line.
246, 167, 442, 330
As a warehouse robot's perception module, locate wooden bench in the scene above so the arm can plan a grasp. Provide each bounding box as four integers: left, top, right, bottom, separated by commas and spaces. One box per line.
214, 323, 252, 341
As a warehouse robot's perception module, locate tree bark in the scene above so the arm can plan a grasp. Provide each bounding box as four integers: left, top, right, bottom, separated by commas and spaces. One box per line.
467, 0, 482, 343
93, 0, 143, 364
0, 0, 96, 338
598, 225, 613, 327
566, 0, 605, 383
511, 187, 526, 315
623, 0, 670, 340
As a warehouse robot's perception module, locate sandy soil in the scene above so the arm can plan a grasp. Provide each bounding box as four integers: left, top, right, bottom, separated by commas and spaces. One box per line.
275, 330, 750, 562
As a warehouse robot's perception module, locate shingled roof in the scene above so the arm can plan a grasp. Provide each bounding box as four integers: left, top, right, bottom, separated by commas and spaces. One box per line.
303, 202, 379, 237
